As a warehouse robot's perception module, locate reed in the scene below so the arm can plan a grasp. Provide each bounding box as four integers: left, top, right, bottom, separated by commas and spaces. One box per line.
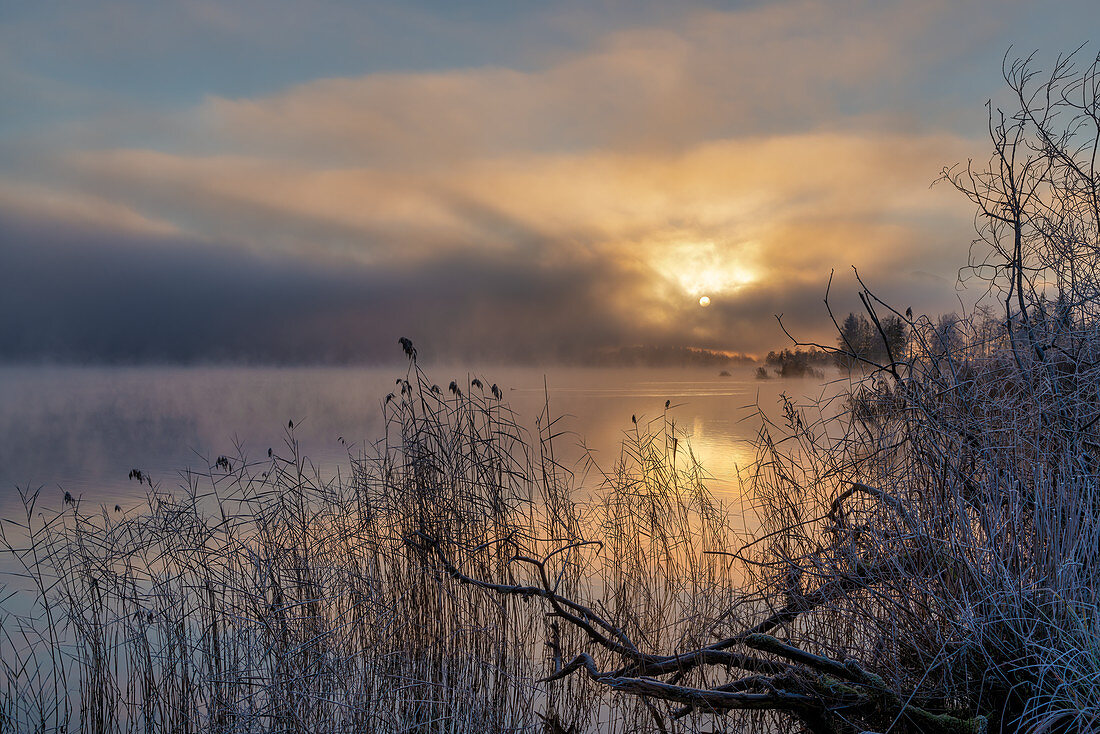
0, 353, 747, 733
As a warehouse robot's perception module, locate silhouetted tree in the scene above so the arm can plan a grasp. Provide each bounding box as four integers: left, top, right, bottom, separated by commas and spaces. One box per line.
835, 312, 908, 367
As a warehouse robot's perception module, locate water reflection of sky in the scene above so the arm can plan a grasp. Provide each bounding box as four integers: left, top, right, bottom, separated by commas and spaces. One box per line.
0, 364, 830, 516
505, 373, 760, 492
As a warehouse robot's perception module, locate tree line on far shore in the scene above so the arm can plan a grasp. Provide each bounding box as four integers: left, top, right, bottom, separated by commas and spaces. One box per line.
759, 311, 911, 378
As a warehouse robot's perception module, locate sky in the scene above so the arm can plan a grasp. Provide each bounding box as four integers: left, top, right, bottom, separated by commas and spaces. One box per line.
1, 0, 1097, 364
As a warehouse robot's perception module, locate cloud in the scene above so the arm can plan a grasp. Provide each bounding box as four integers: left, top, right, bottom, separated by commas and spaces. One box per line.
0, 180, 180, 237
0, 205, 641, 364
62, 130, 975, 277
199, 0, 947, 165
0, 130, 972, 363
0, 0, 1017, 363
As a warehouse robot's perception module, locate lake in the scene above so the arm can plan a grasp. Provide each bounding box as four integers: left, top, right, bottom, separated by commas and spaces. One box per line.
0, 363, 832, 517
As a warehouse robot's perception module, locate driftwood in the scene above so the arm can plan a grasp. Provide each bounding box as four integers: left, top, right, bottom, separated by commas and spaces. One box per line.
407, 522, 989, 734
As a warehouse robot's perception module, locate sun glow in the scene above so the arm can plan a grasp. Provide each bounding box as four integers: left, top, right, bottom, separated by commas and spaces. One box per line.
651, 239, 759, 300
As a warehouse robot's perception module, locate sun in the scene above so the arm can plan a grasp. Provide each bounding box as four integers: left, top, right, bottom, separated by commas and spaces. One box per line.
648, 239, 758, 309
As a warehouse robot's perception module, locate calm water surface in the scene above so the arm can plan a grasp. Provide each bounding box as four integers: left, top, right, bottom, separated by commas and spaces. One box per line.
0, 364, 831, 516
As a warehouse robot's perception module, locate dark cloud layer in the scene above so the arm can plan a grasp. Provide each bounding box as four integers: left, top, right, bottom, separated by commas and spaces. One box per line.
0, 211, 651, 364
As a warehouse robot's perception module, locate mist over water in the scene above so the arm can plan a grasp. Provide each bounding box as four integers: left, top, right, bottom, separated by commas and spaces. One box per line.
0, 364, 830, 516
